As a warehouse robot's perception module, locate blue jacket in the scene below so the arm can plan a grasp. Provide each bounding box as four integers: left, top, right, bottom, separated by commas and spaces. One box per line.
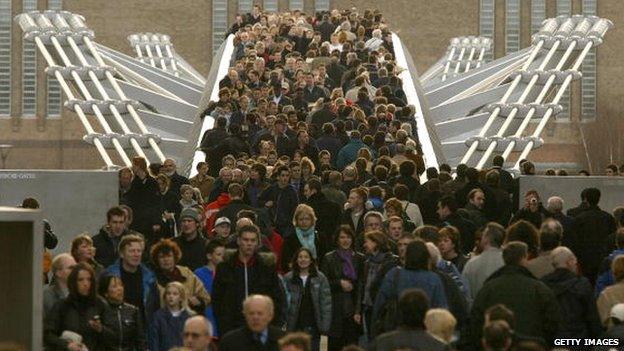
436, 259, 472, 302
194, 266, 219, 336
372, 267, 448, 321
595, 248, 624, 296
148, 308, 190, 351
336, 138, 371, 170
105, 260, 158, 326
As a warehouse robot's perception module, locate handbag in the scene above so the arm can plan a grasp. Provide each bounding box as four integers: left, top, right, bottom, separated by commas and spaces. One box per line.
371, 267, 401, 337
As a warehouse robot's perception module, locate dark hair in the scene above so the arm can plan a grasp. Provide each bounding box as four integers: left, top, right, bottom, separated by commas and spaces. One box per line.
21, 197, 40, 209
237, 209, 258, 221
585, 187, 601, 206
439, 163, 452, 173
466, 167, 479, 182
205, 239, 226, 256
393, 184, 409, 201
291, 247, 318, 276
492, 155, 504, 167
438, 195, 458, 213
506, 220, 539, 257
98, 274, 123, 297
483, 320, 512, 350
365, 230, 388, 252
539, 222, 562, 251
404, 240, 430, 270
485, 304, 516, 328
399, 160, 416, 177
306, 178, 322, 193
237, 224, 261, 240
150, 239, 182, 266
334, 225, 355, 247
456, 164, 468, 179
275, 165, 290, 177
67, 263, 97, 301
426, 167, 438, 180
616, 228, 624, 249
397, 288, 429, 328
278, 332, 311, 351
438, 226, 460, 252
502, 241, 528, 265
414, 225, 441, 245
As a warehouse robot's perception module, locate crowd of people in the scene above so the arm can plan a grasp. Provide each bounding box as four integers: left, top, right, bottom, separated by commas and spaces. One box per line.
38, 6, 624, 351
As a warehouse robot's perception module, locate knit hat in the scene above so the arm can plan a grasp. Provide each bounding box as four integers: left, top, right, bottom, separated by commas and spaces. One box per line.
180, 208, 200, 223
215, 217, 231, 227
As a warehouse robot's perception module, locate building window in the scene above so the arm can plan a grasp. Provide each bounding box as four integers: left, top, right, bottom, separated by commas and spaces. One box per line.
479, 0, 495, 61
264, 0, 278, 12
581, 0, 597, 120
0, 0, 11, 117
47, 0, 63, 118
505, 0, 520, 54
22, 0, 37, 117
556, 0, 572, 120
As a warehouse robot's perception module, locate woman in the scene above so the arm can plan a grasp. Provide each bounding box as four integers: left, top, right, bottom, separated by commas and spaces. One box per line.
156, 174, 181, 238
320, 226, 365, 351
99, 275, 145, 350
283, 248, 332, 351
71, 234, 104, 277
300, 157, 316, 183
45, 263, 114, 351
384, 197, 417, 232
150, 239, 211, 315
245, 163, 270, 207
281, 204, 320, 272
354, 230, 398, 341
179, 184, 199, 211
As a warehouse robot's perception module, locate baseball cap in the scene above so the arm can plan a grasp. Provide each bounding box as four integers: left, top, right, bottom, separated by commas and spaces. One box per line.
215, 217, 231, 227
611, 303, 624, 322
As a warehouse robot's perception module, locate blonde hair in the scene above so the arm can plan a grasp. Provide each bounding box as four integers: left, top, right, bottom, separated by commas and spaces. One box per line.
292, 204, 317, 227
164, 281, 195, 315
424, 308, 457, 343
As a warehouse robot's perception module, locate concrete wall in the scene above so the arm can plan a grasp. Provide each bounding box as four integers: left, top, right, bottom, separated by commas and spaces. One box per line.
519, 175, 624, 214
0, 170, 118, 254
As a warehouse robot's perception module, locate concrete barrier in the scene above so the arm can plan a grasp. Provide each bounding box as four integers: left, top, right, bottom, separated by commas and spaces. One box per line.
0, 170, 118, 254
519, 175, 624, 213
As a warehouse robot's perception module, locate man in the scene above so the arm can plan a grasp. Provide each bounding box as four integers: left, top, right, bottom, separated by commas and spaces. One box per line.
43, 253, 76, 317
216, 183, 255, 225
455, 167, 497, 221
566, 188, 590, 218
315, 123, 343, 166
541, 247, 602, 339
119, 167, 133, 205
544, 196, 574, 246
526, 219, 561, 279
278, 332, 311, 351
341, 166, 358, 195
484, 170, 512, 226
482, 320, 513, 351
437, 195, 476, 255
309, 98, 337, 131
369, 288, 450, 351
208, 166, 234, 202
162, 158, 190, 196
386, 216, 405, 248
105, 234, 156, 319
201, 117, 230, 176
93, 206, 130, 267
490, 155, 514, 194
183, 316, 213, 351
304, 178, 341, 256
174, 208, 209, 270
259, 165, 299, 238
219, 295, 285, 351
302, 72, 326, 104
321, 171, 347, 208
295, 130, 319, 166
606, 164, 619, 176
569, 187, 617, 282
212, 225, 285, 335
341, 187, 368, 243
458, 189, 488, 229
462, 223, 505, 298
336, 131, 370, 170
190, 162, 215, 202
470, 242, 560, 344
437, 226, 469, 273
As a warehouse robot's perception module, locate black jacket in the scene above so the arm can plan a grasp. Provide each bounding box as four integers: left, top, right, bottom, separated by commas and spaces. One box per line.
216, 199, 255, 225
173, 233, 208, 271
259, 183, 299, 238
280, 232, 320, 272
320, 250, 365, 338
356, 252, 399, 313
93, 227, 132, 268
219, 325, 285, 351
306, 192, 343, 257
443, 213, 476, 255
341, 208, 367, 250
212, 252, 285, 335
126, 176, 162, 239
541, 268, 602, 338
570, 205, 617, 280
370, 328, 450, 351
102, 301, 146, 351
168, 172, 190, 197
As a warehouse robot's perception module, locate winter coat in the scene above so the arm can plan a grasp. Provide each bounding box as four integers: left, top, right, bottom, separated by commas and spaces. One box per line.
541, 268, 602, 338
148, 308, 190, 351
174, 233, 209, 271
216, 199, 255, 226
442, 213, 476, 255
102, 301, 146, 351
356, 252, 399, 314
305, 192, 343, 256
154, 265, 211, 312
168, 172, 190, 197
596, 249, 624, 296
258, 183, 299, 238
212, 251, 285, 335
92, 227, 131, 268
370, 328, 451, 351
44, 296, 115, 351
219, 325, 285, 351
281, 232, 320, 273
282, 271, 332, 333
315, 134, 344, 166
336, 138, 371, 170
126, 176, 162, 238
471, 264, 560, 344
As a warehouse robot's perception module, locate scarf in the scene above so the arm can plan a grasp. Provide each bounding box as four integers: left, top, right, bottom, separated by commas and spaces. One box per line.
295, 226, 317, 258
337, 249, 357, 281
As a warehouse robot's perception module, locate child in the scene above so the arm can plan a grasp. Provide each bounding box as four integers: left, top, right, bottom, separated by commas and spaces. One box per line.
194, 240, 226, 337
149, 281, 194, 351
180, 184, 199, 211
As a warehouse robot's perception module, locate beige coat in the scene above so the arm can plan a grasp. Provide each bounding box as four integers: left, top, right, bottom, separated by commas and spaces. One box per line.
156, 265, 211, 308
597, 282, 624, 326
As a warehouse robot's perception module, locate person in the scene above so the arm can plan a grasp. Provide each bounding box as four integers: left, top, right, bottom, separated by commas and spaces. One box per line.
99, 274, 146, 350
458, 189, 488, 229
437, 195, 476, 254
215, 183, 255, 225
510, 190, 546, 229
105, 234, 157, 321
44, 253, 76, 318
337, 131, 370, 170
484, 169, 512, 226
540, 247, 601, 338
526, 219, 562, 279
596, 228, 624, 295
341, 187, 368, 245
189, 162, 215, 202
569, 187, 617, 282
424, 308, 457, 345
304, 178, 342, 256
182, 316, 213, 351
149, 281, 194, 351
369, 288, 450, 351
150, 239, 211, 315
481, 320, 513, 351
282, 248, 332, 351
162, 158, 190, 197
490, 155, 514, 194
505, 220, 540, 259
278, 332, 311, 351
470, 242, 560, 344
597, 255, 624, 326
174, 208, 209, 271
93, 206, 132, 267
544, 196, 574, 245
70, 234, 105, 277
126, 156, 162, 241
320, 225, 365, 351
355, 230, 398, 340
462, 222, 505, 297
259, 165, 299, 238
437, 226, 469, 272
597, 304, 624, 349
212, 225, 285, 335
373, 241, 448, 328
194, 240, 225, 337
156, 174, 181, 237
281, 204, 320, 272
219, 295, 286, 351
44, 264, 114, 351
384, 197, 417, 233
393, 183, 424, 228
